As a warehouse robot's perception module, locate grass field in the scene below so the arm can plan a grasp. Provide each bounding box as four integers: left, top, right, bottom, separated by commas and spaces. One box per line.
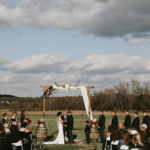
0, 111, 144, 150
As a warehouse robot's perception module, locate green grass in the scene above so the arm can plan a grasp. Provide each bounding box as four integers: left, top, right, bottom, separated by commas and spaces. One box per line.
22, 114, 144, 150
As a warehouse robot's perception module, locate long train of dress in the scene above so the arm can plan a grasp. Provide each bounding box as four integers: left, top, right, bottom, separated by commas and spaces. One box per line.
43, 117, 65, 145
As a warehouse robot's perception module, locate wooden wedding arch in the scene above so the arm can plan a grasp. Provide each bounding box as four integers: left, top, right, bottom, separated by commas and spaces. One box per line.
40, 83, 94, 120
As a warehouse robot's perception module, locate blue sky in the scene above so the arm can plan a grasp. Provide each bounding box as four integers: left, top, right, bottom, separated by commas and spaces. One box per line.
1, 27, 150, 60
0, 0, 150, 96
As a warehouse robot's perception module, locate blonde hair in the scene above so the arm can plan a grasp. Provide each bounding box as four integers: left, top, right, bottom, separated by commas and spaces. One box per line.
132, 133, 143, 146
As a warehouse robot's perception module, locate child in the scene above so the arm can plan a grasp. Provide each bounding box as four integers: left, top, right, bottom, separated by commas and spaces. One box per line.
84, 120, 90, 144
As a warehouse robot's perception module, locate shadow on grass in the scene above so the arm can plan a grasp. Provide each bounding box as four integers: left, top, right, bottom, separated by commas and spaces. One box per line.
47, 130, 58, 141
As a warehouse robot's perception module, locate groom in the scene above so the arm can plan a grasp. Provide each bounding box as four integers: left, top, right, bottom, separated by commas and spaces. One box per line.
67, 110, 74, 144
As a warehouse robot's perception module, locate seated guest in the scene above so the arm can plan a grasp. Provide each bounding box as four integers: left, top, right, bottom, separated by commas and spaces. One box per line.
10, 112, 18, 133
21, 122, 32, 150
7, 125, 23, 150
143, 135, 150, 150
1, 113, 10, 134
110, 129, 123, 150
0, 123, 11, 150
84, 120, 90, 144
128, 130, 143, 149
131, 112, 140, 131
139, 124, 148, 145
120, 131, 131, 150
119, 123, 126, 135
103, 126, 113, 150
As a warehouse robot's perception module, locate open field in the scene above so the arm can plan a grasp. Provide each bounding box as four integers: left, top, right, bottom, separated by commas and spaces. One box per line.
0, 110, 144, 150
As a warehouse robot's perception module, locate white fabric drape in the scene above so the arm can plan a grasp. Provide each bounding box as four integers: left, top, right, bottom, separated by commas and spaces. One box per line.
52, 85, 93, 120
79, 86, 93, 120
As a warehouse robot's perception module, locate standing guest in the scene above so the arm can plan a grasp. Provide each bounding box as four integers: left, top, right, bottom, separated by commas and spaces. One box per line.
10, 112, 18, 133
98, 110, 105, 143
67, 110, 74, 144
131, 112, 140, 131
20, 111, 25, 127
84, 120, 90, 144
124, 110, 131, 129
142, 111, 150, 131
61, 110, 68, 142
111, 111, 118, 129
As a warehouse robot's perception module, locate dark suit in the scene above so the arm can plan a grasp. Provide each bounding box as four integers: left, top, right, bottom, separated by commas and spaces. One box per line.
84, 124, 90, 144
132, 117, 140, 131
61, 115, 68, 142
142, 115, 150, 130
111, 115, 118, 129
124, 115, 131, 129
98, 115, 105, 142
67, 115, 74, 143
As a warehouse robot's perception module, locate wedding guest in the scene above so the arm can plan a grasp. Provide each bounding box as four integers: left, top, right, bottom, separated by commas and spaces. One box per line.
20, 111, 25, 127
0, 123, 11, 150
84, 120, 90, 144
111, 111, 118, 129
24, 118, 31, 125
129, 131, 143, 149
120, 131, 131, 150
118, 123, 126, 135
110, 129, 123, 150
8, 124, 23, 150
10, 112, 18, 133
124, 110, 131, 129
98, 110, 105, 143
1, 113, 10, 134
67, 110, 74, 144
131, 112, 140, 131
61, 110, 68, 142
142, 111, 150, 132
21, 122, 32, 150
139, 124, 148, 145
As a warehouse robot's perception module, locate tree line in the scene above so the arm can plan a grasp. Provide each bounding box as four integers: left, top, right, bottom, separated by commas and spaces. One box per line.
0, 80, 150, 111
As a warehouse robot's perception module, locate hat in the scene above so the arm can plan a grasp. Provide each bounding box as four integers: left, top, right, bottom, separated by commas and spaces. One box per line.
141, 124, 147, 129
131, 130, 138, 135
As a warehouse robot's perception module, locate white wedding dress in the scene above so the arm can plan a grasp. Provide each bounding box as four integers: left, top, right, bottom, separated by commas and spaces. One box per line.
43, 117, 65, 145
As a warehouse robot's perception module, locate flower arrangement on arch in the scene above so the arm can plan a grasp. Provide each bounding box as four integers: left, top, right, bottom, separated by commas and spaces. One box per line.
43, 86, 55, 98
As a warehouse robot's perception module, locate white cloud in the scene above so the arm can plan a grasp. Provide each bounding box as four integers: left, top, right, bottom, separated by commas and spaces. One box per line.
128, 37, 150, 46
1, 0, 150, 37
1, 53, 150, 96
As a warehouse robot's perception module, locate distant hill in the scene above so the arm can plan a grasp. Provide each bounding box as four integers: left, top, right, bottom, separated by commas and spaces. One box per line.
0, 94, 18, 98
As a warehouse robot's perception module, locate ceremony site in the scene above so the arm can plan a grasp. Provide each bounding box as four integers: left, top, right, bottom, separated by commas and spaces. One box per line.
1, 0, 150, 150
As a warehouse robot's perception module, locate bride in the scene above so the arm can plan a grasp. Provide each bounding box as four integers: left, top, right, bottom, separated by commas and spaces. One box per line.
43, 112, 65, 144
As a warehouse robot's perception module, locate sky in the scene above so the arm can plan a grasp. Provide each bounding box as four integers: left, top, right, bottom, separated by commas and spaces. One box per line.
0, 0, 150, 97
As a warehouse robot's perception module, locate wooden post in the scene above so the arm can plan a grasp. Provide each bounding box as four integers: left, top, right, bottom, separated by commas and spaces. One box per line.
40, 85, 49, 119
